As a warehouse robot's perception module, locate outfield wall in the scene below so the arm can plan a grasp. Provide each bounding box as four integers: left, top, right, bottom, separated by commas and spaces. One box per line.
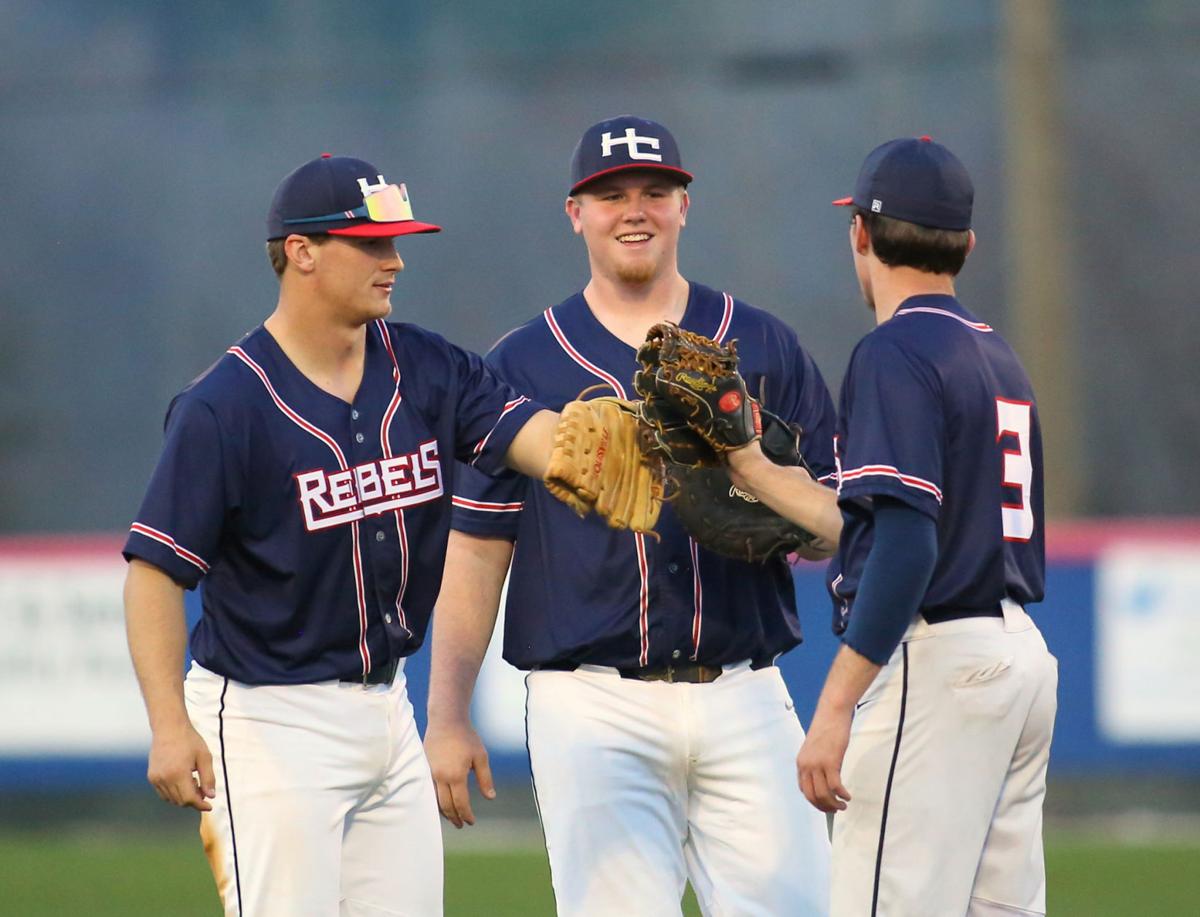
2, 522, 1199, 788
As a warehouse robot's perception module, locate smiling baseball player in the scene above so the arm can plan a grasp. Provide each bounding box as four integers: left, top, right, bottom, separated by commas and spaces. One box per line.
708, 137, 1058, 916
424, 116, 835, 916
118, 153, 650, 916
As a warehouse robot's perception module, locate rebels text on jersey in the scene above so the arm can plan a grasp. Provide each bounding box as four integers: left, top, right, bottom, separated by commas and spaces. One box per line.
453, 283, 837, 670
827, 294, 1045, 633
123, 322, 541, 684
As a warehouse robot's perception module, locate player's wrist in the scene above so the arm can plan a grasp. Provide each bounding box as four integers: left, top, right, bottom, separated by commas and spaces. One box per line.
725, 438, 764, 475
815, 692, 858, 719
425, 706, 474, 730
146, 703, 195, 737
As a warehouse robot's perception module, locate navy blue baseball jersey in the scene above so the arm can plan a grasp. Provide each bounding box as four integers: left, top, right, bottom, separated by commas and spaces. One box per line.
453, 283, 836, 669
123, 321, 541, 685
827, 294, 1045, 632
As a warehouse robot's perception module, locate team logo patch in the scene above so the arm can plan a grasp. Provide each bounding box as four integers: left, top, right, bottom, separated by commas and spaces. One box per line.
296, 440, 443, 531
871, 199, 883, 213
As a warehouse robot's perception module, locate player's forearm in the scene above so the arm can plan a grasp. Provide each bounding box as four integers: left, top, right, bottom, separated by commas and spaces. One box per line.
123, 560, 192, 734
427, 531, 514, 725
726, 442, 843, 551
504, 409, 560, 479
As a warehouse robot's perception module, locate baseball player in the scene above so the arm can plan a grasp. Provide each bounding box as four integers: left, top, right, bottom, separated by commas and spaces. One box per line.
424, 116, 834, 915
121, 153, 574, 916
722, 137, 1058, 915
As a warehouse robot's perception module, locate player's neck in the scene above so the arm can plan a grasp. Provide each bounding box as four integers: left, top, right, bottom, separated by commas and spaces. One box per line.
868, 265, 957, 326
265, 299, 368, 404
582, 270, 690, 349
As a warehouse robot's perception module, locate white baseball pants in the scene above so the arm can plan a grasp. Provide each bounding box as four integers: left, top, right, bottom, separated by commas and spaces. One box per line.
184, 662, 442, 917
526, 662, 831, 916
830, 601, 1058, 917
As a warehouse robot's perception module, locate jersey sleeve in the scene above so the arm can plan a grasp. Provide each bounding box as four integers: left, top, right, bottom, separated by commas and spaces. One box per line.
445, 341, 543, 476
837, 334, 945, 520
763, 325, 838, 485
451, 461, 527, 538
450, 332, 537, 537
122, 395, 233, 589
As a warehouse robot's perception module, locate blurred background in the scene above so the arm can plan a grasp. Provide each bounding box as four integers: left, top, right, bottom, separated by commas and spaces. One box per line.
2, 1, 1198, 914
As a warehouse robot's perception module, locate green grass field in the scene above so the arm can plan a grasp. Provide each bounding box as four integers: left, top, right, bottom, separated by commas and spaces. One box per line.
3, 832, 1198, 915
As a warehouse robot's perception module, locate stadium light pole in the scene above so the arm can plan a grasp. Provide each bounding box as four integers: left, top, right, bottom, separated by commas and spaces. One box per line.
1002, 0, 1083, 517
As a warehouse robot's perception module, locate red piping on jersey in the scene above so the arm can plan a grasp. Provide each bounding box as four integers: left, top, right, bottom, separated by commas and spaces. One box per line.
544, 306, 653, 665
129, 522, 210, 573
228, 346, 372, 677
452, 496, 524, 512
394, 510, 411, 630
713, 293, 734, 342
689, 537, 703, 660
230, 347, 350, 466
471, 396, 531, 467
374, 318, 403, 383
839, 464, 944, 503
375, 321, 410, 631
893, 307, 993, 332
635, 533, 650, 666
543, 308, 628, 398
687, 292, 729, 661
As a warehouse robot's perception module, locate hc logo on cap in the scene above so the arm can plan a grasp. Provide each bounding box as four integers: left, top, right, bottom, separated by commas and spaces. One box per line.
267, 155, 442, 240
601, 128, 663, 162
357, 175, 389, 196
570, 115, 694, 195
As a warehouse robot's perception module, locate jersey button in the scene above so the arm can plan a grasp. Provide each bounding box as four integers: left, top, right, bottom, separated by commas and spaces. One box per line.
352, 410, 360, 420
375, 531, 386, 542
355, 432, 365, 443
385, 614, 393, 624
671, 649, 682, 660
667, 562, 679, 574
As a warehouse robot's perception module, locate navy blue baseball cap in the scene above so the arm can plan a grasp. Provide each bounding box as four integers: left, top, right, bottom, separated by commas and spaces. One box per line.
266, 154, 442, 240
833, 136, 974, 231
569, 116, 694, 195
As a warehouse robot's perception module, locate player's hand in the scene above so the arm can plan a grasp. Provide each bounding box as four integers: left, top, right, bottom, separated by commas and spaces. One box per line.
796, 706, 853, 814
147, 722, 216, 811
424, 719, 495, 828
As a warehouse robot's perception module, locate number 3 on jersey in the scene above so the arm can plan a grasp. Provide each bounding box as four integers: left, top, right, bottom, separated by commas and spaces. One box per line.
996, 398, 1034, 541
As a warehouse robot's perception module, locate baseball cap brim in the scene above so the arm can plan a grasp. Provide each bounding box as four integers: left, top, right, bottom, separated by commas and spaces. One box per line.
328, 221, 442, 237
570, 163, 694, 196
832, 196, 855, 207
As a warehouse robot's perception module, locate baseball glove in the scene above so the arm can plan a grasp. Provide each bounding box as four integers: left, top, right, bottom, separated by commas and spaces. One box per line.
634, 322, 761, 455
544, 396, 665, 533
638, 395, 719, 468
666, 412, 819, 563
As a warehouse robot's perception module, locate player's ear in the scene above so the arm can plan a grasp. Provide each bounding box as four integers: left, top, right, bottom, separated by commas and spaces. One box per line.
284, 235, 318, 274
565, 196, 584, 235
964, 229, 976, 260
678, 188, 689, 227
850, 215, 870, 256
